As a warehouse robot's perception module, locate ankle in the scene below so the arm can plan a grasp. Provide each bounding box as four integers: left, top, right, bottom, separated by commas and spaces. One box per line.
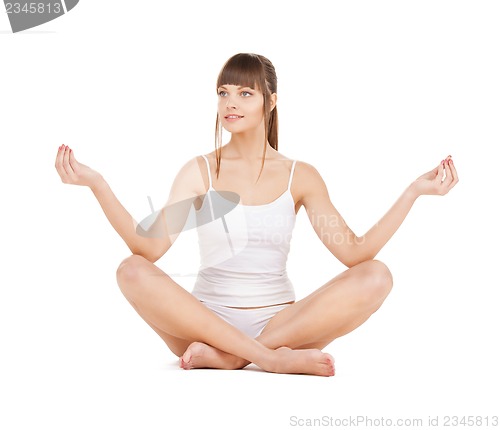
257, 349, 279, 373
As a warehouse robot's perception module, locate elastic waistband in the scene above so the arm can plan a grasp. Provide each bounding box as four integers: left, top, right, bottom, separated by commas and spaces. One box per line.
201, 301, 292, 311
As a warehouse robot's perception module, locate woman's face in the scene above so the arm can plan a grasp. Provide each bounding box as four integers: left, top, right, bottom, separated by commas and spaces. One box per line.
217, 84, 265, 134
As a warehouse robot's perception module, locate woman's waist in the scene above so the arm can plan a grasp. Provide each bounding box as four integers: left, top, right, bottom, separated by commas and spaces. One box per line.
192, 270, 295, 307
197, 266, 290, 283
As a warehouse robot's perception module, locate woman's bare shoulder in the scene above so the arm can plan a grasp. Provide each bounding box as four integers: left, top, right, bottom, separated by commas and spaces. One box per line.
294, 159, 323, 178
292, 159, 329, 201
170, 155, 210, 198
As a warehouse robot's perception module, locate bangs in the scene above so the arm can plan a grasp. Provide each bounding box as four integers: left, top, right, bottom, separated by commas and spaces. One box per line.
216, 53, 266, 91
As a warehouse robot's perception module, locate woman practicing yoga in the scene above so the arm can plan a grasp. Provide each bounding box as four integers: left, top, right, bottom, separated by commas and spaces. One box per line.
54, 53, 458, 377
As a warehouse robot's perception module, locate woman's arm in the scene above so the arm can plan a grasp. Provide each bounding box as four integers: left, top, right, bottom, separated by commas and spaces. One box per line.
55, 145, 205, 263
298, 156, 459, 267
358, 156, 459, 261
89, 177, 170, 262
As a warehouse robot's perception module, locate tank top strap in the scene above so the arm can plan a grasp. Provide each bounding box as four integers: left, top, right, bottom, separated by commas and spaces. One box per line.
201, 155, 213, 189
287, 160, 297, 191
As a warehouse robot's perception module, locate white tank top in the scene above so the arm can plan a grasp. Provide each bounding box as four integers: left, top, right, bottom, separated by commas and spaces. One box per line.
191, 155, 297, 307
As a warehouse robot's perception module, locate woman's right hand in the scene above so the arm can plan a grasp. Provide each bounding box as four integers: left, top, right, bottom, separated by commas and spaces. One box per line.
54, 144, 103, 189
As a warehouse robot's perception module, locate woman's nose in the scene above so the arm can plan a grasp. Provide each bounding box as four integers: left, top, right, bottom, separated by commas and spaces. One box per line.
225, 95, 237, 109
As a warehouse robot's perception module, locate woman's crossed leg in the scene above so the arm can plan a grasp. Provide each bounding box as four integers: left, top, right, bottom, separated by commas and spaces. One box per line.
116, 256, 392, 375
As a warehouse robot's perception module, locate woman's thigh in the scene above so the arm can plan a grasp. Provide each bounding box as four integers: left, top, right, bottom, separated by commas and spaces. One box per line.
257, 260, 393, 349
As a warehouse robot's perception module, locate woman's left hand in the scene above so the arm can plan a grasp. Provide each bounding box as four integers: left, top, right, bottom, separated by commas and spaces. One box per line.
411, 155, 459, 197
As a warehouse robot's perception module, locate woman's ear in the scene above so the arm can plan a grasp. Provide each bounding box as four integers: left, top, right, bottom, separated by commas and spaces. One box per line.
270, 93, 277, 111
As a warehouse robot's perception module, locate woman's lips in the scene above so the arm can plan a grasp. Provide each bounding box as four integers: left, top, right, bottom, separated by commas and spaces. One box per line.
224, 115, 244, 122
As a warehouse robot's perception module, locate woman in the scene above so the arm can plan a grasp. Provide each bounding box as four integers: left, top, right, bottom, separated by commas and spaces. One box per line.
54, 53, 458, 377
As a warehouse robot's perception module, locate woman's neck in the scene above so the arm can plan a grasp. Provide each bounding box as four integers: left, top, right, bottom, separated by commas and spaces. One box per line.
225, 130, 271, 161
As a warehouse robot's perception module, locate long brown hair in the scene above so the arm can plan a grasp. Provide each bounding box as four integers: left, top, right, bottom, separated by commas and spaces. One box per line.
214, 53, 278, 180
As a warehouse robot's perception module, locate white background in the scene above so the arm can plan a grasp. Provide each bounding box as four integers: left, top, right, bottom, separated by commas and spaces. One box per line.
1, 1, 499, 429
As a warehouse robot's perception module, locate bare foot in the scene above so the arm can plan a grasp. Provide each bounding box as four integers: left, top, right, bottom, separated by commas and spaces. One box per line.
266, 347, 335, 377
180, 342, 249, 370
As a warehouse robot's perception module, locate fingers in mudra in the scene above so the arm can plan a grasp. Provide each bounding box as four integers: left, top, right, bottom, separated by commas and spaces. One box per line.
62, 146, 76, 182
55, 144, 71, 184
439, 156, 459, 195
55, 145, 100, 187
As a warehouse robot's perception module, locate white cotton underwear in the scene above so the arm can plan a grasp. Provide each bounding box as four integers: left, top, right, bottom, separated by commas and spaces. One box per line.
200, 301, 291, 338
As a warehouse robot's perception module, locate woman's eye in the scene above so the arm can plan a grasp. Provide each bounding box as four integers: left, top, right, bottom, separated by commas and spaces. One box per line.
241, 91, 252, 97
218, 90, 227, 97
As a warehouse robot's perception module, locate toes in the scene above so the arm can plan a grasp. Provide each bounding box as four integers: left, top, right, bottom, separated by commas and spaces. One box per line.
324, 353, 335, 376
180, 342, 208, 370
180, 357, 190, 370
180, 351, 194, 370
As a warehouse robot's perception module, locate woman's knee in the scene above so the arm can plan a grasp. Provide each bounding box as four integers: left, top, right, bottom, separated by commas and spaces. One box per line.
359, 259, 393, 306
116, 254, 149, 289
